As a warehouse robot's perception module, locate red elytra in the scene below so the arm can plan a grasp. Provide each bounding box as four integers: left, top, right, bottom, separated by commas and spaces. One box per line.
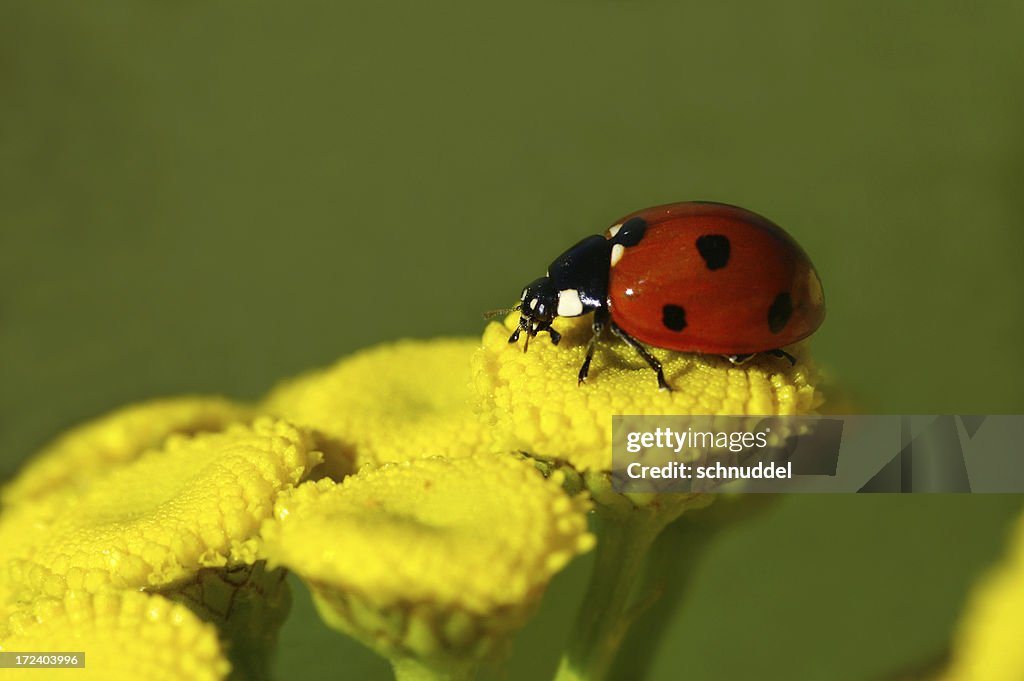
606, 202, 825, 355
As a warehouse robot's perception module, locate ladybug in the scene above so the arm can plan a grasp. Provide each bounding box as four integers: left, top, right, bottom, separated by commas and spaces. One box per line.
509, 201, 825, 390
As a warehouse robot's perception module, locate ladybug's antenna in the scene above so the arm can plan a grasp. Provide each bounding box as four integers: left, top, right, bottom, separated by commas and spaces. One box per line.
482, 305, 521, 320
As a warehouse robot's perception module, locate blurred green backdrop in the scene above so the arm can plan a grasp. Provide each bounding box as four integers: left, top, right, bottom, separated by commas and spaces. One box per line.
1, 2, 1022, 680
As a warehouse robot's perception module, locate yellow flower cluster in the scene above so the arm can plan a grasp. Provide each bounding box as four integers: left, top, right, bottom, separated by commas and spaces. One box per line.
1, 312, 824, 681
0, 410, 320, 680
0, 418, 317, 600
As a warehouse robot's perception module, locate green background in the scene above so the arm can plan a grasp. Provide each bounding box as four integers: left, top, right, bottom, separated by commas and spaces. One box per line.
1, 2, 1022, 680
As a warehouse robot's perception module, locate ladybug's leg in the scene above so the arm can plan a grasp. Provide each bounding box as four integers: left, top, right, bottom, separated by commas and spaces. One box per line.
531, 321, 561, 346
767, 348, 797, 365
726, 350, 797, 366
513, 321, 561, 353
725, 353, 755, 365
508, 315, 531, 346
577, 309, 609, 385
609, 322, 672, 392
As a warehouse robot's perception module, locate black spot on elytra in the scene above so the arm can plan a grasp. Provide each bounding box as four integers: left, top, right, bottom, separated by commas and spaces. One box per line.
768, 292, 793, 334
614, 217, 647, 246
695, 234, 730, 270
662, 304, 687, 332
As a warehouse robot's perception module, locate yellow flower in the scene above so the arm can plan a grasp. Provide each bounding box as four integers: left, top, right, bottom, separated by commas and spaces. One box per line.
261, 454, 594, 671
939, 511, 1024, 681
474, 315, 822, 472
0, 590, 230, 681
0, 418, 319, 602
264, 339, 490, 472
1, 396, 254, 508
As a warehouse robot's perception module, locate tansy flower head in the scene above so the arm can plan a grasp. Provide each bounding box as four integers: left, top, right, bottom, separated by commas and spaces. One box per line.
1, 396, 254, 508
264, 339, 489, 472
261, 454, 594, 670
0, 418, 319, 601
474, 314, 822, 472
0, 590, 230, 681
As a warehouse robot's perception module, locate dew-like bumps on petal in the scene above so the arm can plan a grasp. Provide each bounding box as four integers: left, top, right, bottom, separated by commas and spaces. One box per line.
474, 315, 822, 472
0, 590, 230, 681
1, 396, 254, 508
261, 454, 594, 659
263, 339, 489, 469
941, 512, 1024, 681
0, 419, 319, 601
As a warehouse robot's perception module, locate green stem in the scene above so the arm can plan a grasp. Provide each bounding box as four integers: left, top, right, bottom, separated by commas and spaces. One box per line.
552, 507, 673, 681
391, 657, 477, 681
607, 496, 779, 681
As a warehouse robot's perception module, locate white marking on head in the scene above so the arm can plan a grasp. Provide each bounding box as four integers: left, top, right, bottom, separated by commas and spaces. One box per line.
610, 243, 625, 267
521, 289, 528, 301
556, 288, 584, 317
530, 298, 539, 310
608, 223, 622, 237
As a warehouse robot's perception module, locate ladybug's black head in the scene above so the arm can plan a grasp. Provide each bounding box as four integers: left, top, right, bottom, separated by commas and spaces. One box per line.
508, 276, 562, 350
519, 276, 558, 323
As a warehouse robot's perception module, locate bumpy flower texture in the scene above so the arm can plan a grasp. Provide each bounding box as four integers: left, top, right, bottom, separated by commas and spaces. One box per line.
475, 314, 821, 472
0, 418, 316, 598
264, 338, 489, 471
1, 591, 229, 681
261, 455, 593, 669
0, 412, 319, 681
